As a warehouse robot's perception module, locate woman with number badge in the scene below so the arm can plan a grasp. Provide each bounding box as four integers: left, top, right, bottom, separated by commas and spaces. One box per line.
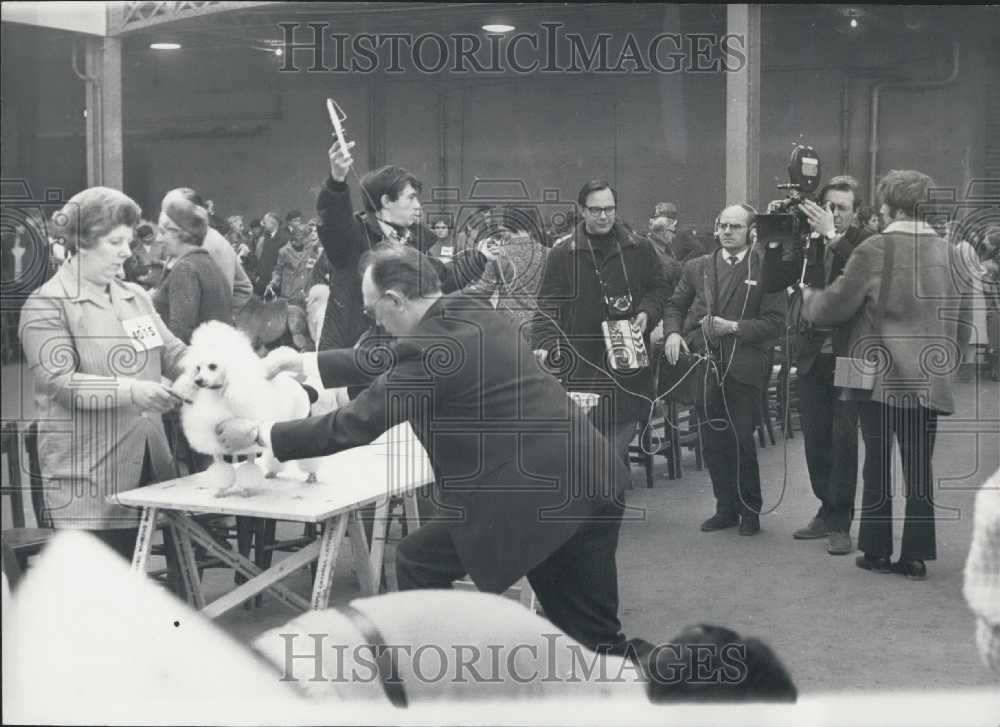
19, 187, 187, 559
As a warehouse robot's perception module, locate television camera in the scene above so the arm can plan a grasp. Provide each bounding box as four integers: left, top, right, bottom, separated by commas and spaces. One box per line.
757, 144, 825, 292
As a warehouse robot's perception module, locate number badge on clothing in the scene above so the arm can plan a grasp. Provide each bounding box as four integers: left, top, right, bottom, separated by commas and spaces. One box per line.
122, 315, 164, 351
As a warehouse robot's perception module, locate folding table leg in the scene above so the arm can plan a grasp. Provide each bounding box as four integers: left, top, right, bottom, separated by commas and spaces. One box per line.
367, 497, 391, 594
170, 524, 206, 610
348, 510, 375, 595
402, 491, 421, 529
311, 515, 348, 609
131, 507, 158, 573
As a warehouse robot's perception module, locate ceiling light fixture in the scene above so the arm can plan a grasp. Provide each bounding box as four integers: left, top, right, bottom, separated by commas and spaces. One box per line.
850, 17, 859, 28
482, 23, 515, 33
150, 42, 181, 50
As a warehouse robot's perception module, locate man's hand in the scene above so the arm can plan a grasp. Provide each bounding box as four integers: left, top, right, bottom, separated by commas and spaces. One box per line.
215, 418, 260, 452
664, 332, 689, 366
632, 311, 649, 334
533, 349, 549, 368
801, 198, 836, 238
702, 316, 738, 340
477, 236, 500, 262
328, 139, 356, 182
262, 346, 304, 379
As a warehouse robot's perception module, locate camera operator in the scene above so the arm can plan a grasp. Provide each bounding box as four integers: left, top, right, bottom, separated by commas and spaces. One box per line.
800, 169, 973, 580
783, 176, 873, 555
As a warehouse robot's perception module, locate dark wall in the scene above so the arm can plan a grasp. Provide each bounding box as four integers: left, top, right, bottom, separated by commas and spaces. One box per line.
2, 6, 992, 236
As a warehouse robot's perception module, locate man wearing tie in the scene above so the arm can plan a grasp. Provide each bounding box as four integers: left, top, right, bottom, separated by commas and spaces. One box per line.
662, 204, 785, 535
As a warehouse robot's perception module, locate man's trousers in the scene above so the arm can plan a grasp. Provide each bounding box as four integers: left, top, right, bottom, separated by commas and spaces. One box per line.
797, 353, 859, 531
697, 373, 763, 518
395, 504, 630, 656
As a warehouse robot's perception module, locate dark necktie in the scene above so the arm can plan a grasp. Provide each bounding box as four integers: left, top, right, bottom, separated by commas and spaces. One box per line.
728, 255, 738, 266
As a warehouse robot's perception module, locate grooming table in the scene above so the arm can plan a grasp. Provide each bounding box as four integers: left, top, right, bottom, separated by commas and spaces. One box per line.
115, 423, 433, 618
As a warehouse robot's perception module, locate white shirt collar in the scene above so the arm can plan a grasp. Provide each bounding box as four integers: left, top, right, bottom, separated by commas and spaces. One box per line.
882, 220, 938, 235
723, 248, 748, 264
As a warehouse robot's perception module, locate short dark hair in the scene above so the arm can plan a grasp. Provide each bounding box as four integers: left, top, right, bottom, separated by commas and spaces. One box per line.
644, 624, 797, 704
819, 175, 862, 210
135, 222, 156, 240
360, 242, 441, 300
360, 166, 422, 214
285, 210, 303, 222
172, 187, 206, 208
856, 205, 877, 225
876, 169, 934, 220
577, 179, 617, 207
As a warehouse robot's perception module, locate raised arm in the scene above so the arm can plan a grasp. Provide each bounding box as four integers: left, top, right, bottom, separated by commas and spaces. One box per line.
317, 139, 365, 268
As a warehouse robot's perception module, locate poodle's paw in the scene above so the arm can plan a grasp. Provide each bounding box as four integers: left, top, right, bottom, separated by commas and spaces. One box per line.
214, 483, 249, 499
235, 461, 265, 492
264, 470, 278, 479
206, 460, 237, 491
305, 472, 318, 484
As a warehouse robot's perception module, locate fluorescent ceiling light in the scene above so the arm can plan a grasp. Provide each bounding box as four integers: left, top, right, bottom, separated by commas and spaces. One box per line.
482, 23, 515, 33
150, 42, 181, 50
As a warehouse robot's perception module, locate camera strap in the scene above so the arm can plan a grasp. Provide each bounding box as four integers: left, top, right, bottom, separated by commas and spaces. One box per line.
583, 232, 635, 318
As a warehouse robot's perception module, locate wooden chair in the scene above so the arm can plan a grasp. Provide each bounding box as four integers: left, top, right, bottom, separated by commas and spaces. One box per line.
1, 422, 55, 575
627, 402, 684, 486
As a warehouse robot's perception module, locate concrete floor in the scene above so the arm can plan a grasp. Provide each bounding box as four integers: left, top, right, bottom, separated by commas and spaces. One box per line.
3, 362, 998, 695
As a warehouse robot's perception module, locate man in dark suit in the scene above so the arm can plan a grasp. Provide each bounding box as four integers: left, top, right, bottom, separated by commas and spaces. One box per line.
662, 204, 785, 535
763, 176, 871, 555
217, 243, 639, 657
254, 212, 288, 295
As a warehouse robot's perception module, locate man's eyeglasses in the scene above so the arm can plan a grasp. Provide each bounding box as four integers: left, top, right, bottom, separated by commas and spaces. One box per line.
717, 222, 746, 232
586, 206, 616, 217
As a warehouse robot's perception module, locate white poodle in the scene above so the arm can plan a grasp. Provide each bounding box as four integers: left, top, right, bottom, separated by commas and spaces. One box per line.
173, 321, 324, 497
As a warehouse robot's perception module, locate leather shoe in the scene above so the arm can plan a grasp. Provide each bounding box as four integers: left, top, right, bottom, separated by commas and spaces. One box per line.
827, 530, 853, 555
793, 516, 829, 540
855, 553, 891, 573
700, 513, 739, 532
890, 559, 927, 580
738, 513, 760, 536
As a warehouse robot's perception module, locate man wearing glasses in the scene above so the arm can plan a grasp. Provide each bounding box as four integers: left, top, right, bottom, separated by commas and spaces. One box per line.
662, 204, 786, 536
531, 179, 674, 468
762, 176, 871, 556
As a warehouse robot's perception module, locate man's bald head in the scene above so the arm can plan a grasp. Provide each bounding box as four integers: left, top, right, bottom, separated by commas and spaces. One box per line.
716, 204, 755, 253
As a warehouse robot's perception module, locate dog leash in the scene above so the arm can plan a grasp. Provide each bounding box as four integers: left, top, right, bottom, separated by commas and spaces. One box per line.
340, 605, 408, 708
